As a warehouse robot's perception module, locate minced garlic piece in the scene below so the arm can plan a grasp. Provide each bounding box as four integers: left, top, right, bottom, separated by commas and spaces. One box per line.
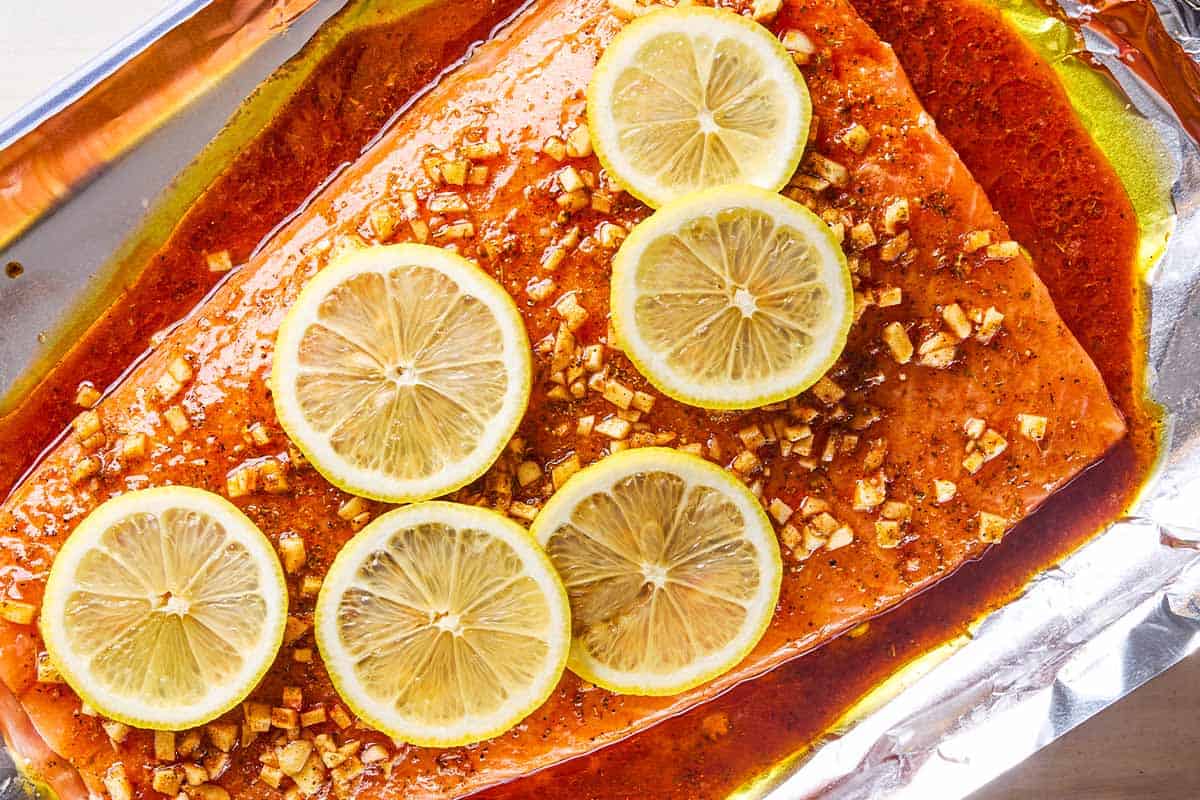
441, 159, 469, 186
963, 229, 992, 253
875, 519, 903, 549
883, 198, 910, 234
602, 380, 635, 410
853, 472, 887, 511
977, 512, 1008, 543
527, 277, 557, 302
557, 190, 590, 212
205, 250, 233, 273
207, 722, 238, 753
942, 303, 972, 339
75, 382, 101, 408
461, 139, 502, 160
565, 125, 592, 158
806, 153, 850, 188
811, 375, 845, 405
278, 534, 307, 574
433, 220, 475, 241
102, 720, 131, 745
781, 29, 815, 64
978, 428, 1008, 460
917, 332, 957, 368
826, 526, 854, 550
934, 479, 957, 503
631, 390, 656, 414
70, 457, 100, 485
283, 615, 309, 646
163, 405, 190, 434
557, 166, 585, 193
36, 651, 62, 683
154, 729, 176, 761
368, 203, 401, 241
986, 240, 1020, 261
875, 286, 902, 307
731, 450, 762, 474
516, 461, 542, 487
769, 498, 794, 525
152, 766, 184, 796
596, 221, 627, 248
72, 409, 101, 440
1017, 413, 1048, 442
975, 306, 1005, 344
879, 230, 910, 262
882, 321, 913, 364
259, 765, 284, 789
963, 417, 986, 439
962, 450, 986, 474
841, 123, 870, 154
849, 221, 877, 250
509, 501, 541, 522
554, 293, 589, 331
104, 764, 133, 800
595, 416, 632, 440
738, 424, 766, 451
428, 193, 468, 214
300, 574, 322, 598
552, 454, 581, 489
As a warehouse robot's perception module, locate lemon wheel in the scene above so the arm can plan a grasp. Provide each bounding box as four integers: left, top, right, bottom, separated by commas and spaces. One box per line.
531, 448, 781, 696
315, 502, 571, 746
587, 6, 811, 207
610, 185, 852, 410
272, 244, 531, 503
40, 487, 287, 730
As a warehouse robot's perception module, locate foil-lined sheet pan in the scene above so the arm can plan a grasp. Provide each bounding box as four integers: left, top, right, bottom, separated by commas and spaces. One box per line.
0, 1, 1197, 798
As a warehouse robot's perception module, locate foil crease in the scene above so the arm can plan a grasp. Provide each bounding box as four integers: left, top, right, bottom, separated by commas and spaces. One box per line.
0, 1, 1197, 798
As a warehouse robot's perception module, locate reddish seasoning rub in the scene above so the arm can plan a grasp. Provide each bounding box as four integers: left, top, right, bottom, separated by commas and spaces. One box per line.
0, 0, 1154, 798
0, 0, 529, 500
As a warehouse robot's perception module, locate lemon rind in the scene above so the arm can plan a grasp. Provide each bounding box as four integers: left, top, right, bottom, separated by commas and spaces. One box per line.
315, 501, 571, 747
610, 185, 853, 411
40, 486, 287, 731
587, 6, 812, 208
272, 244, 532, 504
530, 448, 782, 696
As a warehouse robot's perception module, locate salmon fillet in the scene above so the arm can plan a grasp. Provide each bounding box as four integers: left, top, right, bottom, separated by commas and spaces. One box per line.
0, 0, 1125, 797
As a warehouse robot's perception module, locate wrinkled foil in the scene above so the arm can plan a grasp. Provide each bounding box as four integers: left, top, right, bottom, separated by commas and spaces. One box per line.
761, 2, 1200, 797
0, 1, 1197, 798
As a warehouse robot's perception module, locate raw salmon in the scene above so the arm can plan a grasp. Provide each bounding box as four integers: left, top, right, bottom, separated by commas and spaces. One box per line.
0, 0, 1125, 797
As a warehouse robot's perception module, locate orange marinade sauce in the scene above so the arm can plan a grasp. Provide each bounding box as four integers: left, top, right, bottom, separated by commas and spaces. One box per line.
0, 0, 1152, 797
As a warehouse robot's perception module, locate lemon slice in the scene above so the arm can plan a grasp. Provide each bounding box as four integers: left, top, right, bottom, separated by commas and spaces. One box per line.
40, 487, 287, 730
531, 448, 781, 696
315, 502, 571, 746
272, 244, 531, 503
611, 185, 852, 410
587, 6, 811, 207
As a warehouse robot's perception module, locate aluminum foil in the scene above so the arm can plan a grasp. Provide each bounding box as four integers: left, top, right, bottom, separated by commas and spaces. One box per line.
0, 1, 1197, 798
760, 2, 1200, 796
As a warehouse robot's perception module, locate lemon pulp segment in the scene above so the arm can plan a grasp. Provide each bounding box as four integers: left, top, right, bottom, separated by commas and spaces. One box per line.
610, 185, 852, 410
315, 502, 570, 746
272, 244, 531, 503
532, 448, 781, 695
40, 487, 287, 730
587, 6, 811, 207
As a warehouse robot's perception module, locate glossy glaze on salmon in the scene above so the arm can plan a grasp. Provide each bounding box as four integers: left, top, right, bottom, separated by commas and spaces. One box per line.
0, 0, 1125, 797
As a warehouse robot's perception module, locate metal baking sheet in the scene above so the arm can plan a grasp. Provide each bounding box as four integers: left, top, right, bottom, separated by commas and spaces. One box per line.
0, 1, 1197, 798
